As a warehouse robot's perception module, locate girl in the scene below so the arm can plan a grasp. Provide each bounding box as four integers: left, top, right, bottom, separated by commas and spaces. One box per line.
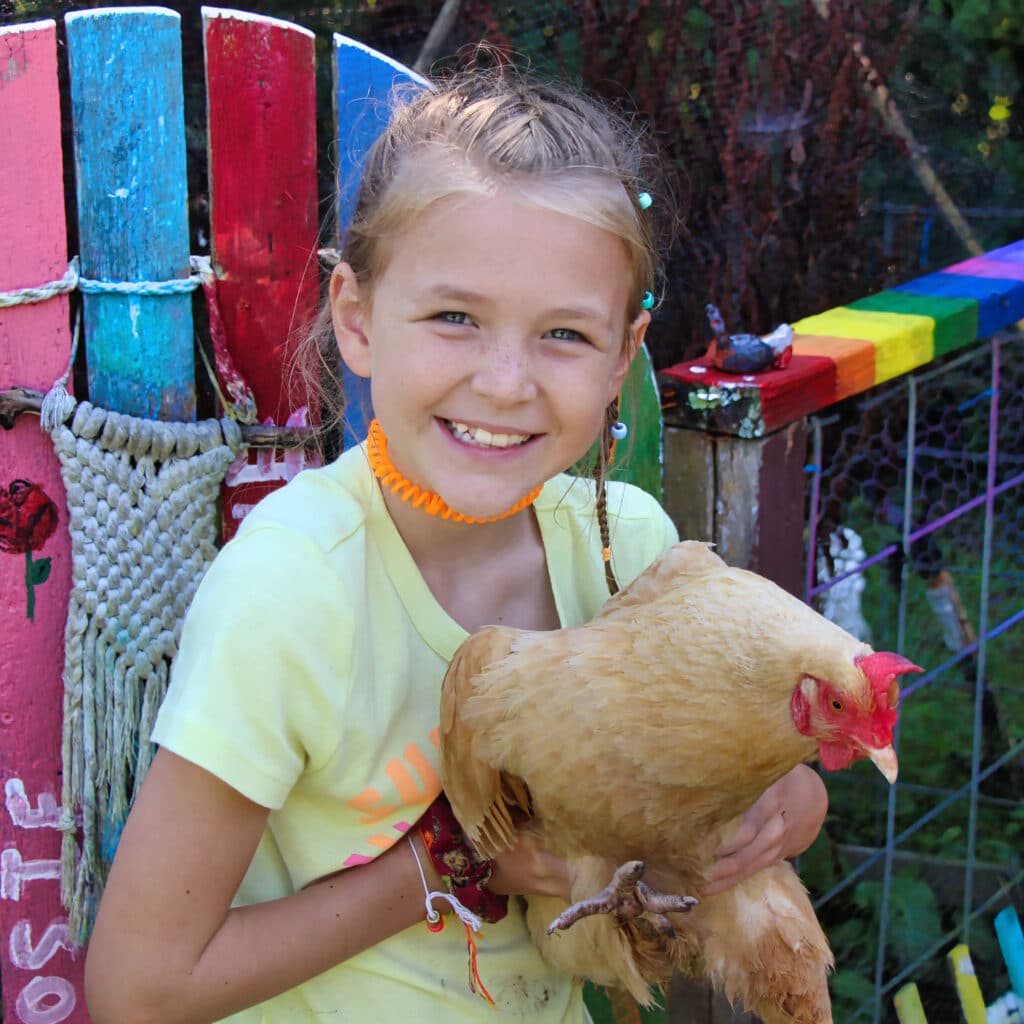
84, 67, 827, 1024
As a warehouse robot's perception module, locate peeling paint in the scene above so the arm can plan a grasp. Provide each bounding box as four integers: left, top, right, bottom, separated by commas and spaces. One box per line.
688, 385, 743, 410
128, 297, 141, 338
2, 39, 29, 87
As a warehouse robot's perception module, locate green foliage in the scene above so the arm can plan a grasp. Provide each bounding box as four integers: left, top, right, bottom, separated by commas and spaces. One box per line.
830, 967, 878, 1018
876, 0, 1024, 264
932, 0, 1024, 46
854, 875, 945, 965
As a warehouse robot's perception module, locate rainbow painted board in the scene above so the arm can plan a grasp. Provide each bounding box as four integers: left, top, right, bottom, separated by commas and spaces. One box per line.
659, 239, 1024, 438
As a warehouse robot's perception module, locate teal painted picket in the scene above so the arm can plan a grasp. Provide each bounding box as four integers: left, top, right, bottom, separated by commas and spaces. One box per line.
65, 8, 196, 421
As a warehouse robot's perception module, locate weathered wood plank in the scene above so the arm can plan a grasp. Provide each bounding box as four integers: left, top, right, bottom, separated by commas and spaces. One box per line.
661, 422, 807, 596
0, 19, 87, 1024
65, 6, 195, 420
203, 7, 320, 538
332, 34, 428, 446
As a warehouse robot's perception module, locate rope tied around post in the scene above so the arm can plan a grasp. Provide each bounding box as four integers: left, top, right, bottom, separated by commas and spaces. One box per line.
0, 255, 211, 308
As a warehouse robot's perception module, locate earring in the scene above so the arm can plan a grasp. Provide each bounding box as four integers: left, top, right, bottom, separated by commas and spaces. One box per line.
610, 421, 628, 440
641, 291, 655, 310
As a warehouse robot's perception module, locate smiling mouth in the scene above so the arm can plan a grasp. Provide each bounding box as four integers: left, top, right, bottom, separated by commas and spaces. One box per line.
446, 419, 533, 449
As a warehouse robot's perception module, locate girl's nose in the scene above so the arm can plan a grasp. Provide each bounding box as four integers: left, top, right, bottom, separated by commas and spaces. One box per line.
470, 339, 538, 404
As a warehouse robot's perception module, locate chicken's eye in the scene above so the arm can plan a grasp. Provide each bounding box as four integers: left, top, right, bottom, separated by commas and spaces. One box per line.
830, 698, 844, 712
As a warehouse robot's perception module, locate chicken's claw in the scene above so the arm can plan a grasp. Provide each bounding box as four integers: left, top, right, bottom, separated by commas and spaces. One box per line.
546, 860, 698, 936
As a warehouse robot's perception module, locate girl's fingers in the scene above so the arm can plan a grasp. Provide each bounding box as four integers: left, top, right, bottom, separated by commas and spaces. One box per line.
704, 813, 787, 894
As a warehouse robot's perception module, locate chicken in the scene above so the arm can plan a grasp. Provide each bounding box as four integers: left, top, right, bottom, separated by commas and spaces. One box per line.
438, 541, 921, 1024
705, 303, 794, 373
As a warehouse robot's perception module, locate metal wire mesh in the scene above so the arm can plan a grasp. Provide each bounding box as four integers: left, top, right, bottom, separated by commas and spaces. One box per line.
806, 332, 1024, 1023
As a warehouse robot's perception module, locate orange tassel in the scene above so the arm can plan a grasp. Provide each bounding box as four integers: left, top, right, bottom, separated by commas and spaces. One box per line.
464, 922, 496, 1007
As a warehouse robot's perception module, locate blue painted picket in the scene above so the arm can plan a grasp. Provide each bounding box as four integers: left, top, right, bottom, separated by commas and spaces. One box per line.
65, 7, 195, 421
332, 34, 429, 446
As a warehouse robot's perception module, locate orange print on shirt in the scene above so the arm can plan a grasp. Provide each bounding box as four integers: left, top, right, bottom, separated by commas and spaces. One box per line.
343, 734, 442, 866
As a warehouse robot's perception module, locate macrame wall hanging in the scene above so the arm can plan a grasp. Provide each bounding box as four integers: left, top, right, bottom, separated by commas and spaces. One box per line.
42, 395, 243, 942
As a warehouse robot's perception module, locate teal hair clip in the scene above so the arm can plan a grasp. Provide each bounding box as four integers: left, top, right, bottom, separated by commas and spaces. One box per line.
638, 191, 653, 210
641, 290, 655, 309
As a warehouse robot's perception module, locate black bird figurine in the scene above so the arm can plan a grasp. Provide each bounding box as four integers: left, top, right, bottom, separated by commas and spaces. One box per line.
705, 304, 794, 374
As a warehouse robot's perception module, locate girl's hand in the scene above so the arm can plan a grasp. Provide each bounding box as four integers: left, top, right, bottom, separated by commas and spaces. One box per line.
487, 827, 574, 901
702, 765, 828, 897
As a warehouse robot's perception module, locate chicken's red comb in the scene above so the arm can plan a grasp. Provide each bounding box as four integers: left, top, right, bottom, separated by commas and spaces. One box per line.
854, 652, 922, 708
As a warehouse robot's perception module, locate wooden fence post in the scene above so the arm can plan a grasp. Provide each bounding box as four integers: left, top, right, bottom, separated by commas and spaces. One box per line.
658, 241, 1024, 597
0, 19, 86, 1024
66, 6, 195, 421
204, 7, 320, 539
663, 420, 808, 596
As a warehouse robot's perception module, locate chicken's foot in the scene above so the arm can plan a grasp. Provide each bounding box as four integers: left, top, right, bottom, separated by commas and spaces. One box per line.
546, 860, 698, 937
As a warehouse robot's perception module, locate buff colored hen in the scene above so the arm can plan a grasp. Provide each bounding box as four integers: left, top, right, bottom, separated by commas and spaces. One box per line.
438, 541, 920, 1024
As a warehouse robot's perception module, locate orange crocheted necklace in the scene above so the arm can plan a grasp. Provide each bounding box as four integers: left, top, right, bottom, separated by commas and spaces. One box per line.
365, 419, 544, 524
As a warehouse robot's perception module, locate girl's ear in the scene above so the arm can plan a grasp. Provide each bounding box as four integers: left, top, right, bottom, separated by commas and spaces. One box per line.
608, 308, 651, 400
330, 262, 372, 379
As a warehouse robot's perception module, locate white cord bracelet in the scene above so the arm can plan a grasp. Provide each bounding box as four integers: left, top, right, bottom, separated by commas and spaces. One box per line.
408, 837, 485, 933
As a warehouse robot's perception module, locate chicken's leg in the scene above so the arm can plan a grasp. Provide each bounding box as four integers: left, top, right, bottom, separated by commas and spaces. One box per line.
546, 860, 698, 937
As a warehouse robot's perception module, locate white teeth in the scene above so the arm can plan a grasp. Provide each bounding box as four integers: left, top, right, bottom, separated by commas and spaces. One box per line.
448, 420, 530, 449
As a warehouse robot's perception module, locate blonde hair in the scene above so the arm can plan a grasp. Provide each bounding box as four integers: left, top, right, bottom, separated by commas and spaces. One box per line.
342, 69, 661, 317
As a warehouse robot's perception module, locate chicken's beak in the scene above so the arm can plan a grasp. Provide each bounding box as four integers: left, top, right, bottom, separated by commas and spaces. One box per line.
866, 744, 899, 784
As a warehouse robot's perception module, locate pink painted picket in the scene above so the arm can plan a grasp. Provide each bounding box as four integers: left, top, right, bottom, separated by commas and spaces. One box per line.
0, 20, 88, 1024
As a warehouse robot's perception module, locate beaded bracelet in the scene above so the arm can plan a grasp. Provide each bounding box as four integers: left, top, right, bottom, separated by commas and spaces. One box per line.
418, 792, 509, 924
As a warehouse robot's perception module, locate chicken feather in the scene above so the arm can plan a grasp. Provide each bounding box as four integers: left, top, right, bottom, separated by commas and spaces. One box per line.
439, 541, 920, 1022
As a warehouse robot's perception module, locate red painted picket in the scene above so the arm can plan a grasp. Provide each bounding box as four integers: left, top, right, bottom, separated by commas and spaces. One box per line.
203, 8, 322, 540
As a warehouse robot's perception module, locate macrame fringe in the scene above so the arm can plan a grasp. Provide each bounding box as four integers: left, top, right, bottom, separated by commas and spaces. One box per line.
44, 399, 243, 945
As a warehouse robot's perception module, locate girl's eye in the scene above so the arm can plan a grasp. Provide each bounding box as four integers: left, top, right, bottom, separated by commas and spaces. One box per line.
437, 311, 472, 326
548, 327, 583, 342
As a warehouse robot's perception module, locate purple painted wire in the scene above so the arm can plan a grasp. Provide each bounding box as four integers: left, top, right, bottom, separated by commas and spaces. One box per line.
809, 467, 1024, 598
900, 605, 1024, 700
809, 542, 899, 597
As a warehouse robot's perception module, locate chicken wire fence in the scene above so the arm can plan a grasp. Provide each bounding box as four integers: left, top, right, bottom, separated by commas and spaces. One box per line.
805, 330, 1024, 1024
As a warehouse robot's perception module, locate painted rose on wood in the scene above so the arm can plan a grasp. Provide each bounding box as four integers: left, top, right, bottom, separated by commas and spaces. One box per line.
0, 479, 59, 621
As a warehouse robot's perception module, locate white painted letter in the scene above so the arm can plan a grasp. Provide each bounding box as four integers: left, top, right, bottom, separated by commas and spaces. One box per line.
10, 918, 75, 969
1, 848, 61, 901
5, 779, 63, 830
15, 975, 76, 1024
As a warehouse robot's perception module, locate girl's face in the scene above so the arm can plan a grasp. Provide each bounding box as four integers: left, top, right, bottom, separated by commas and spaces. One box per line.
332, 191, 649, 522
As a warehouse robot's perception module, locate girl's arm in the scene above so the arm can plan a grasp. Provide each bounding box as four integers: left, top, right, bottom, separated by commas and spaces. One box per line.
86, 749, 572, 1024
701, 764, 828, 896
85, 749, 429, 1024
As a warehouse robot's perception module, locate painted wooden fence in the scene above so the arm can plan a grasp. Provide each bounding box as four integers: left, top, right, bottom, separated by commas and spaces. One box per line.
0, 9, 663, 1023
0, 9, 429, 1022
1, 21, 81, 1024
891, 911, 1024, 1024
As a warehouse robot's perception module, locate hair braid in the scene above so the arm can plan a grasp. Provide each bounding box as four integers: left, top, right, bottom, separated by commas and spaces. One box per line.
596, 400, 620, 596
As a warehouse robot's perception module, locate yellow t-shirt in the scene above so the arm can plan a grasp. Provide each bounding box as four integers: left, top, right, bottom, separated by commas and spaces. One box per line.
152, 446, 678, 1023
